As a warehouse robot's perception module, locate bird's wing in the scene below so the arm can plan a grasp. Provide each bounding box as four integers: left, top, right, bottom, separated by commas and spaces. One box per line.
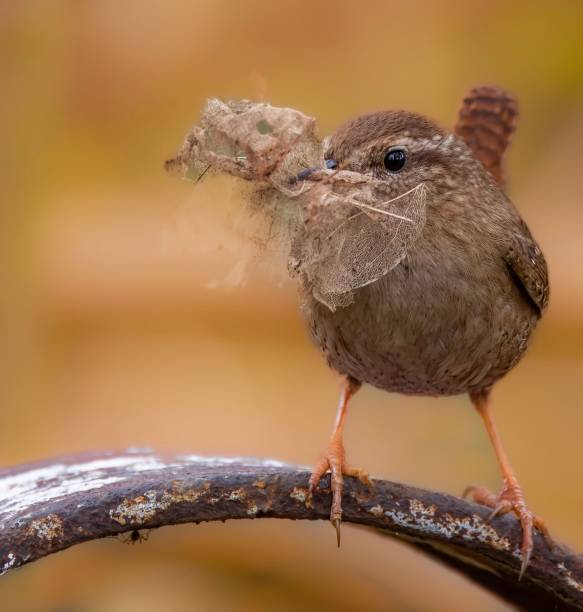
454, 85, 518, 186
504, 218, 550, 315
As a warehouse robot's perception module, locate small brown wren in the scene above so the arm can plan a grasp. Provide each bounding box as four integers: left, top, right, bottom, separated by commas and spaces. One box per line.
304, 85, 550, 577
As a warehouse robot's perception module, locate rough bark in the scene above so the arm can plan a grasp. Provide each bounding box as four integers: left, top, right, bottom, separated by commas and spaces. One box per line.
0, 451, 581, 610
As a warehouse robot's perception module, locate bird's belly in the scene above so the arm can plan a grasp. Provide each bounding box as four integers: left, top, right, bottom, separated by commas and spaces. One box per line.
303, 268, 536, 396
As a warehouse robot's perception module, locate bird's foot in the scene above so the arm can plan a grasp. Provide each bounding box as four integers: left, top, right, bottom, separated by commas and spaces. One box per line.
464, 479, 551, 578
309, 439, 371, 546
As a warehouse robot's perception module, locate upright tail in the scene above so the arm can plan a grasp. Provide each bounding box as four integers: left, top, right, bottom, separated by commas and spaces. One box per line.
454, 85, 519, 187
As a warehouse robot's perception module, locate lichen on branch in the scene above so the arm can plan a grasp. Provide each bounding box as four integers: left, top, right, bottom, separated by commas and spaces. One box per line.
0, 452, 581, 611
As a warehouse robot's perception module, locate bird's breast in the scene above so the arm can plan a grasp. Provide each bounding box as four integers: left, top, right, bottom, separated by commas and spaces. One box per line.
302, 242, 537, 396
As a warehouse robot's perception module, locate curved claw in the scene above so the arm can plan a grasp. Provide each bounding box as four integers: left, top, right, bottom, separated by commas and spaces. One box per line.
309, 455, 330, 498
519, 515, 534, 581
332, 518, 341, 547
309, 449, 369, 549
487, 499, 512, 522
465, 481, 549, 579
520, 544, 532, 581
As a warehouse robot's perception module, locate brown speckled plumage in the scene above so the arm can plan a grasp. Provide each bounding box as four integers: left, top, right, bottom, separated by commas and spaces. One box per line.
306, 87, 551, 574
302, 92, 548, 397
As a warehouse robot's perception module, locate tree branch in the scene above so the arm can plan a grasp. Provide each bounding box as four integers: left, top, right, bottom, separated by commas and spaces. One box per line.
0, 451, 581, 610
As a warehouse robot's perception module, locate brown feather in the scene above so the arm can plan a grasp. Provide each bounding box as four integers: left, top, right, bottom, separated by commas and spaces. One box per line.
454, 85, 518, 186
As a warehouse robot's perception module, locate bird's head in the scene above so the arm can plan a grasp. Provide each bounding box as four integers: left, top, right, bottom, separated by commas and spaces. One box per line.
322, 110, 485, 203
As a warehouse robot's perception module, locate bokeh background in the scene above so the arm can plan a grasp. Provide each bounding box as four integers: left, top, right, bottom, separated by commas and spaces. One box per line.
1, 1, 582, 610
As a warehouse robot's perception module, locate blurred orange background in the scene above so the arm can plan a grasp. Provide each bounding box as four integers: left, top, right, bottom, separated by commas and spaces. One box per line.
1, 1, 582, 610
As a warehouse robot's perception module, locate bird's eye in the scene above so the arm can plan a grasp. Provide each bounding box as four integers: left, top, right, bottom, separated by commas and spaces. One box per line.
383, 149, 407, 173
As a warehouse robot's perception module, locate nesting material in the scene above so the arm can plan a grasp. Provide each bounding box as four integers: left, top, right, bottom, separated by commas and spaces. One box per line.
166, 99, 426, 310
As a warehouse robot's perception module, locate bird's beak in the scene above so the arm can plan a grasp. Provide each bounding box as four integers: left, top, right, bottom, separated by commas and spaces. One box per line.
293, 159, 338, 183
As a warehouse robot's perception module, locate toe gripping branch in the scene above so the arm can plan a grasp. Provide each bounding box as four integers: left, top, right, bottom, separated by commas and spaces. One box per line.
308, 376, 371, 546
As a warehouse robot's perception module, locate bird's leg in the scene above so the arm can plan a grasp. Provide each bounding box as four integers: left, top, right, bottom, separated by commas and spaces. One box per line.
309, 376, 370, 546
464, 391, 550, 578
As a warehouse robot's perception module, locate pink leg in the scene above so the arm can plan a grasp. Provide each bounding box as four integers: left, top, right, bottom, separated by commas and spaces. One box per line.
309, 376, 371, 545
464, 391, 551, 578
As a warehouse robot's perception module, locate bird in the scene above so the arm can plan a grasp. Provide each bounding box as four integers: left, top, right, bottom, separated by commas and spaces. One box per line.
301, 85, 550, 578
